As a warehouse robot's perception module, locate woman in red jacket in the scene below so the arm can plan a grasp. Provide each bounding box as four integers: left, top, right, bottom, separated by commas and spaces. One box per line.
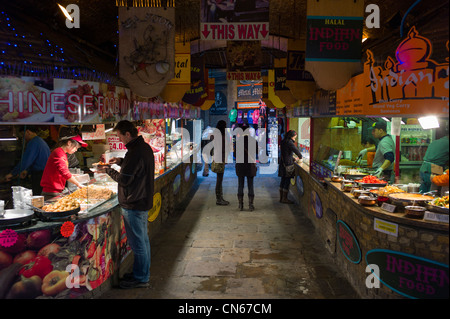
40, 135, 86, 199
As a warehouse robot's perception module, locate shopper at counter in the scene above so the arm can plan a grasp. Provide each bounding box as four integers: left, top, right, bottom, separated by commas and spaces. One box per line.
279, 130, 302, 204
101, 120, 154, 289
358, 122, 395, 181
40, 135, 86, 199
420, 134, 449, 193
5, 126, 50, 195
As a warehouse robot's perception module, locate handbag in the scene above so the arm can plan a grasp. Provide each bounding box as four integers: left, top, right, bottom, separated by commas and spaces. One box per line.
211, 161, 225, 174
281, 153, 295, 177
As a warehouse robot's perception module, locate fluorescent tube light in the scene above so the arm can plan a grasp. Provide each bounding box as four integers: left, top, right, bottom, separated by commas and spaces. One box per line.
418, 116, 439, 129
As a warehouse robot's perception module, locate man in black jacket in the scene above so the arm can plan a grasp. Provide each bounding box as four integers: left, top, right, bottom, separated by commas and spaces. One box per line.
103, 120, 154, 289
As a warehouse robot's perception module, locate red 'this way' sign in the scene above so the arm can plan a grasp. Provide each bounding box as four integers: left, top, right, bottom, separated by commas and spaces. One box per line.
201, 23, 269, 41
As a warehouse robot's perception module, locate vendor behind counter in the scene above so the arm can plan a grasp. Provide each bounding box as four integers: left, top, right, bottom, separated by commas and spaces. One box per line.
420, 133, 449, 193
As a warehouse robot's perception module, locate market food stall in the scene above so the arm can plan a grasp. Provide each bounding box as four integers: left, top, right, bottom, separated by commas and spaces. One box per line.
0, 74, 202, 299
288, 27, 449, 299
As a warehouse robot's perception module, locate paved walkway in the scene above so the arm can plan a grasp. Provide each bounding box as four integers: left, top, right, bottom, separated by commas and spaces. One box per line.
98, 165, 360, 299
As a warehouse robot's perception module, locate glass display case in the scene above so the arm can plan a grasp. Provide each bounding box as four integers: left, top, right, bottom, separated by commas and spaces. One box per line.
138, 119, 166, 175
165, 118, 182, 170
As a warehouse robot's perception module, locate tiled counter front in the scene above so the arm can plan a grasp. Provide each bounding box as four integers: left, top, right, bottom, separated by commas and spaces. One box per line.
292, 164, 449, 299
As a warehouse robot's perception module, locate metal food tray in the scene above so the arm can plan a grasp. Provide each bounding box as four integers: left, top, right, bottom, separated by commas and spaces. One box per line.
358, 182, 388, 188
425, 203, 449, 215
0, 209, 34, 226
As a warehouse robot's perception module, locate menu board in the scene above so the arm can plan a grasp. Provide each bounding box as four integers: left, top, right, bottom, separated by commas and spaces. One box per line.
336, 73, 365, 115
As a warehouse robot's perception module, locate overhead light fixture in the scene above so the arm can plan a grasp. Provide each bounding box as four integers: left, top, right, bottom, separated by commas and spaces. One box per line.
0, 137, 18, 141
57, 3, 73, 22
382, 117, 390, 122
418, 116, 440, 129
362, 37, 368, 43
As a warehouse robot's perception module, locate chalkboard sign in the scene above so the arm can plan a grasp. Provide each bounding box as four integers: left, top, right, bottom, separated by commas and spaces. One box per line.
366, 249, 449, 299
336, 220, 361, 264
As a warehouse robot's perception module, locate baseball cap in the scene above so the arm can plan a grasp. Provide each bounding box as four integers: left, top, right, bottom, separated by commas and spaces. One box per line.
69, 135, 88, 148
372, 121, 387, 131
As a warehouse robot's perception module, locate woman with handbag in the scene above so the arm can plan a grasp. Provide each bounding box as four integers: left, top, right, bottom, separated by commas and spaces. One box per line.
235, 123, 257, 211
211, 120, 230, 205
279, 130, 302, 204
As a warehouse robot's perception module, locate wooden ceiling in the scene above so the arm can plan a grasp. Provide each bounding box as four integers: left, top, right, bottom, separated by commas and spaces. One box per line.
2, 0, 449, 76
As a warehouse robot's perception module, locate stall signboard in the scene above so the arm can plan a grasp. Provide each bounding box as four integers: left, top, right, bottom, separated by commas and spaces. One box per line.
366, 249, 449, 299
331, 26, 449, 117
200, 0, 269, 41
310, 89, 336, 116
306, 16, 363, 63
310, 161, 332, 180
363, 27, 449, 116
336, 73, 365, 115
107, 133, 127, 152
287, 50, 314, 82
82, 124, 106, 141
237, 83, 263, 101
0, 76, 131, 124
336, 220, 362, 264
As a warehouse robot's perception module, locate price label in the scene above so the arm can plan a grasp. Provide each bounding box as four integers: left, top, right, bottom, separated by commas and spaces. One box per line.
424, 212, 449, 223
107, 134, 126, 151
380, 202, 396, 213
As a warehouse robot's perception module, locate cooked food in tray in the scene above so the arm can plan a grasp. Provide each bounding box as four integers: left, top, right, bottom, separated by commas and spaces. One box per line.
377, 186, 405, 197
66, 185, 114, 201
42, 197, 80, 212
430, 196, 449, 208
389, 193, 434, 202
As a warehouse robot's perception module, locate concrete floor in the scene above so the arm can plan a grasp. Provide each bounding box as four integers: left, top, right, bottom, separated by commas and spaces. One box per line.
98, 166, 360, 299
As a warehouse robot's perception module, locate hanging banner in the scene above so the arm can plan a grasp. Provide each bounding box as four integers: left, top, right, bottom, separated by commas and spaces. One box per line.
200, 0, 269, 41
119, 7, 175, 98
363, 27, 449, 116
226, 41, 262, 81
268, 70, 284, 108
0, 76, 131, 124
286, 39, 316, 101
274, 58, 298, 106
160, 42, 191, 103
305, 0, 364, 90
182, 56, 206, 105
336, 73, 365, 115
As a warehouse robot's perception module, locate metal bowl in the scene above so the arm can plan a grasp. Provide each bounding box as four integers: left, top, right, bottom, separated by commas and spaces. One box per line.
405, 206, 426, 218
358, 195, 377, 206
352, 189, 369, 199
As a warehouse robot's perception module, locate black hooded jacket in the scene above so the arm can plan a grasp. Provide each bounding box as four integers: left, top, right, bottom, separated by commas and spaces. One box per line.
106, 135, 155, 211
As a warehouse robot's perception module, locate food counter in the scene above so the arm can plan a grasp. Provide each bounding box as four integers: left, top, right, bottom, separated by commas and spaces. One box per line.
291, 162, 449, 299
0, 152, 198, 299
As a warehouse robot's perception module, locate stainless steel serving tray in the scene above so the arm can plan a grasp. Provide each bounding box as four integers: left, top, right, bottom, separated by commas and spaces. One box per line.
0, 209, 34, 225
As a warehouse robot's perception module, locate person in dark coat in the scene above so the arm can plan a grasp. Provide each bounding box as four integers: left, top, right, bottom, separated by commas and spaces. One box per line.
279, 130, 302, 204
235, 123, 257, 211
101, 120, 154, 289
212, 120, 230, 205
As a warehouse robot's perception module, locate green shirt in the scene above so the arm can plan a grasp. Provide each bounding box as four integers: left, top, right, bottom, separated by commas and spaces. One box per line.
229, 109, 237, 122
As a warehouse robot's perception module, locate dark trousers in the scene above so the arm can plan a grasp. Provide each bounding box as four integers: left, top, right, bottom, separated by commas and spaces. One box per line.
215, 172, 224, 194
280, 176, 290, 191
238, 176, 254, 197
31, 171, 44, 195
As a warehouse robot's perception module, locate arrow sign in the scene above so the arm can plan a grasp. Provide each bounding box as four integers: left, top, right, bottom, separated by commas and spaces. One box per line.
260, 23, 269, 38
201, 24, 210, 39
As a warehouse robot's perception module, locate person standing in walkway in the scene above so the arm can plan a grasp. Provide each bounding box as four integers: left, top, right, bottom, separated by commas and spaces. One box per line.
235, 123, 257, 211
101, 120, 154, 289
279, 130, 302, 204
211, 120, 230, 205
5, 126, 50, 195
